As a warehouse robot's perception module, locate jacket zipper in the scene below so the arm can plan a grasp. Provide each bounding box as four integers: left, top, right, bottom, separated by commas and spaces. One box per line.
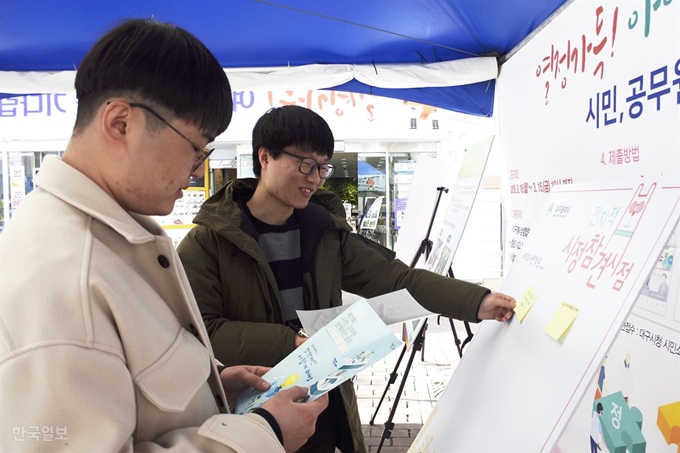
226, 227, 285, 324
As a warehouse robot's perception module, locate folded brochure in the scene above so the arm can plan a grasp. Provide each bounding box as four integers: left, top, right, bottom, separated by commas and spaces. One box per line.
296, 288, 433, 337
234, 298, 404, 414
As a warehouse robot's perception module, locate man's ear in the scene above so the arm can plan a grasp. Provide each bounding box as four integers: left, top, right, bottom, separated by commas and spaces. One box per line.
258, 147, 270, 168
100, 101, 134, 148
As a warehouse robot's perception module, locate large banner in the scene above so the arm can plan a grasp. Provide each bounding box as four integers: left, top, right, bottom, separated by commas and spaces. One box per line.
498, 0, 679, 267
494, 0, 679, 451
0, 89, 457, 144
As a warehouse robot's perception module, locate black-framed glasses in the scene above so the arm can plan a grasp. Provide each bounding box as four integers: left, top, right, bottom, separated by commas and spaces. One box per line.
276, 148, 335, 179
130, 103, 214, 172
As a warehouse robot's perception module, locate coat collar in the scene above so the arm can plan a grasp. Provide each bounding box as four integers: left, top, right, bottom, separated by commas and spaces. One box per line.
194, 178, 351, 237
193, 178, 351, 265
34, 156, 163, 244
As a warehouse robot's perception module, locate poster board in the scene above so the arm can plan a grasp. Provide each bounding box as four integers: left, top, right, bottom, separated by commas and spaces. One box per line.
409, 179, 680, 452
394, 138, 493, 345
493, 0, 680, 450
424, 136, 493, 276
393, 157, 458, 268
394, 136, 493, 271
359, 196, 383, 231
392, 156, 459, 345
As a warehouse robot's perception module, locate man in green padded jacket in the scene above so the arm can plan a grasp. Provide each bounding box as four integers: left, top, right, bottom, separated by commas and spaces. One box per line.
178, 105, 516, 453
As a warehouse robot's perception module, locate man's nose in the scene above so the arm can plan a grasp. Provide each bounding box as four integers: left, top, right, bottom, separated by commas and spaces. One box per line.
306, 167, 322, 184
191, 162, 206, 179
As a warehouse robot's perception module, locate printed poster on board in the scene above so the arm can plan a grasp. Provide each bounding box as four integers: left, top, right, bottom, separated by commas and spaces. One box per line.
409, 179, 680, 452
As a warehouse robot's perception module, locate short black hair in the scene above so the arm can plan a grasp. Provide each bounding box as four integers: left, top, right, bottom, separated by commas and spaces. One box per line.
251, 105, 334, 177
74, 18, 232, 138
596, 402, 603, 413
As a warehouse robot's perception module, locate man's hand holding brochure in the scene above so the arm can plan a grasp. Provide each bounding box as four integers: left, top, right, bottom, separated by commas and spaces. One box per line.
235, 289, 430, 414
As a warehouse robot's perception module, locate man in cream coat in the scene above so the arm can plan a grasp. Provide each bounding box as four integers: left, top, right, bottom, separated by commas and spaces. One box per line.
0, 19, 327, 452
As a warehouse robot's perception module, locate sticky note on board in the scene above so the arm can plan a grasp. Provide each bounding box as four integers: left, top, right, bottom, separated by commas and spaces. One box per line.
514, 285, 538, 322
545, 301, 579, 341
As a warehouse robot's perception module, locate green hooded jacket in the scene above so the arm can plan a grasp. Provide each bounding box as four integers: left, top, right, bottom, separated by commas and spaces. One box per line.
177, 178, 491, 453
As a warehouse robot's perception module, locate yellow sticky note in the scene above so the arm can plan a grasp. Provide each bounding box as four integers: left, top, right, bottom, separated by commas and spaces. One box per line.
545, 301, 579, 341
514, 285, 538, 322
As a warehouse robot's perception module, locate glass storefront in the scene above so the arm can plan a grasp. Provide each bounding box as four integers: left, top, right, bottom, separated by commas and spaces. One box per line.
357, 153, 386, 246
1, 145, 437, 253
322, 145, 436, 250
227, 144, 436, 250
389, 152, 435, 247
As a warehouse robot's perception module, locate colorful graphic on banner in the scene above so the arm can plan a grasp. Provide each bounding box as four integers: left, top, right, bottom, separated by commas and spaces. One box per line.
638, 246, 675, 316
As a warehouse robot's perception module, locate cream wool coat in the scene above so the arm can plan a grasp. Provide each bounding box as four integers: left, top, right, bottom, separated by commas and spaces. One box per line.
0, 156, 283, 452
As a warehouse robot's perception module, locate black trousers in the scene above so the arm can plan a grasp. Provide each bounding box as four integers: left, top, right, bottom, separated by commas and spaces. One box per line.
296, 389, 354, 453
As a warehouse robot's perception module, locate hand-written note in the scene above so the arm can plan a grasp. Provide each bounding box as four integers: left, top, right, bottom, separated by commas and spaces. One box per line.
545, 301, 580, 341
521, 252, 545, 270
514, 286, 538, 322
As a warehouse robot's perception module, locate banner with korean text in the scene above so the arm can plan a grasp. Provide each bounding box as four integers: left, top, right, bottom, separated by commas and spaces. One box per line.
0, 90, 455, 144
493, 0, 679, 451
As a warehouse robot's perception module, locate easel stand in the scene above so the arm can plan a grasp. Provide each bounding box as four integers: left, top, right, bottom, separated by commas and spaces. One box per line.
372, 319, 428, 452
432, 267, 474, 358
368, 186, 473, 453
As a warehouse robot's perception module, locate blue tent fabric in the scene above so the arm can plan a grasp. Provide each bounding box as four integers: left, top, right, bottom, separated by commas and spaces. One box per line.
330, 79, 495, 117
0, 0, 569, 116
358, 160, 384, 176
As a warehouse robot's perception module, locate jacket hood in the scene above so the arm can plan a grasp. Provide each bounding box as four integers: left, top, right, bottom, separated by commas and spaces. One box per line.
193, 178, 351, 234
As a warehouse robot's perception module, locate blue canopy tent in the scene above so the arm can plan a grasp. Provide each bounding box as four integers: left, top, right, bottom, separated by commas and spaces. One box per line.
358, 159, 385, 192
0, 0, 571, 116
358, 160, 384, 177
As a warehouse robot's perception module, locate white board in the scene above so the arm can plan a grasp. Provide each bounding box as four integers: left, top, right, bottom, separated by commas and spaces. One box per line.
394, 157, 459, 268
494, 0, 680, 450
409, 179, 680, 452
425, 136, 493, 276
395, 136, 493, 271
